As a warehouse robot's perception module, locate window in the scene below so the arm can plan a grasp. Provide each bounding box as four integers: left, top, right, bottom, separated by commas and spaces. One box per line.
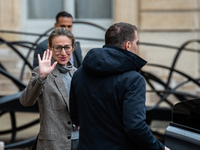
28, 0, 64, 19
27, 0, 113, 20
22, 0, 113, 43
75, 0, 112, 19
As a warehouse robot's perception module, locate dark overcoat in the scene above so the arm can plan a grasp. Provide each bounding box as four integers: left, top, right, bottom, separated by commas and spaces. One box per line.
70, 45, 164, 150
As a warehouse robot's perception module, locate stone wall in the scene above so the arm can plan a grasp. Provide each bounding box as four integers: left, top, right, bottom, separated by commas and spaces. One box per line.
0, 0, 23, 95
115, 0, 200, 106
139, 0, 200, 105
0, 0, 21, 40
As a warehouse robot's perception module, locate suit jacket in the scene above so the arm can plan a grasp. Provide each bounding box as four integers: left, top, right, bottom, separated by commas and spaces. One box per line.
33, 39, 82, 69
20, 66, 76, 150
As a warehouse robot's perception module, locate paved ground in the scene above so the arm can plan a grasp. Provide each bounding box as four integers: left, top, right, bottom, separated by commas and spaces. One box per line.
0, 112, 169, 150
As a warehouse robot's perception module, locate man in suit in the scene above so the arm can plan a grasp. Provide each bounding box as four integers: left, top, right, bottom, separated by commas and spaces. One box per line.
33, 11, 82, 69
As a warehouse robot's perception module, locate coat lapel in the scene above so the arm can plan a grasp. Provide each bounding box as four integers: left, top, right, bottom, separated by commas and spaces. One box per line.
52, 68, 69, 109
52, 67, 77, 110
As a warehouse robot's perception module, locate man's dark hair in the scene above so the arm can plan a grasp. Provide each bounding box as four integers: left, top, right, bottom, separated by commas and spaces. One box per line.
105, 22, 137, 48
56, 11, 73, 22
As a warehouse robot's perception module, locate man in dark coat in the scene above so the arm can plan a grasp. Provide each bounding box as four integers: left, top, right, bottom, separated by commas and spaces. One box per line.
69, 22, 170, 150
33, 11, 82, 69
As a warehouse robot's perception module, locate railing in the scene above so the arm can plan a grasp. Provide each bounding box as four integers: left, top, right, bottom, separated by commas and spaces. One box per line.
0, 21, 200, 148
140, 40, 200, 139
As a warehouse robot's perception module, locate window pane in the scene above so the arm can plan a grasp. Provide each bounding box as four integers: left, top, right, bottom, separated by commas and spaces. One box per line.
75, 0, 112, 19
28, 0, 64, 19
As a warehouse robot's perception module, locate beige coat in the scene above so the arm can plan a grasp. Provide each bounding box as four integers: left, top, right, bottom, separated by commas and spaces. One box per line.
20, 67, 76, 150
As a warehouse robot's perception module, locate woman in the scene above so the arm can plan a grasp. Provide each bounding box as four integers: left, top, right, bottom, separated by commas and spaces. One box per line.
20, 28, 78, 150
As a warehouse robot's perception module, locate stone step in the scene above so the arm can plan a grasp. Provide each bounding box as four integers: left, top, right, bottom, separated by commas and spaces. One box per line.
0, 68, 31, 80
0, 75, 29, 95
0, 81, 21, 95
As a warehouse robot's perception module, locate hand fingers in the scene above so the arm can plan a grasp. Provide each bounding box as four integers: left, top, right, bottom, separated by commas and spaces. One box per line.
46, 49, 50, 60
43, 51, 46, 60
38, 54, 41, 63
52, 61, 57, 69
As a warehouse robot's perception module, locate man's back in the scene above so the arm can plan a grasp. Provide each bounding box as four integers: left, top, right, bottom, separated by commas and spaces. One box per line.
71, 67, 143, 150
70, 45, 164, 150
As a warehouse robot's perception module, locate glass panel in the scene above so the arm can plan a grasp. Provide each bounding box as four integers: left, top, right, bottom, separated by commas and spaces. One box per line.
28, 0, 64, 19
173, 99, 200, 130
75, 0, 112, 19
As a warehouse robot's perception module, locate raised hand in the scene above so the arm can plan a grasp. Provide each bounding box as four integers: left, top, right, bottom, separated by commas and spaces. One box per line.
165, 146, 170, 150
38, 49, 57, 80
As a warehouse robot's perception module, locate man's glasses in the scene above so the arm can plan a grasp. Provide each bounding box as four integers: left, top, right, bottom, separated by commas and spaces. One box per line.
52, 44, 73, 54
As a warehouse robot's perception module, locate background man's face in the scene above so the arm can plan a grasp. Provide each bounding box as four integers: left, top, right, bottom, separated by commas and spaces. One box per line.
55, 17, 73, 32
